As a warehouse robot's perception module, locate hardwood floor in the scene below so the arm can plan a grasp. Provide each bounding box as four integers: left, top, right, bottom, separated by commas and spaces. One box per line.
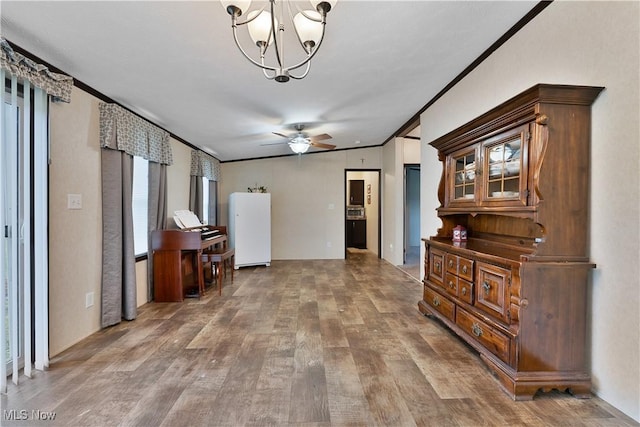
2, 252, 637, 426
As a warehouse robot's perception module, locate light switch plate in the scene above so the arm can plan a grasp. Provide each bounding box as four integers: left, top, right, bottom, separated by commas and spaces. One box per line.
68, 194, 82, 209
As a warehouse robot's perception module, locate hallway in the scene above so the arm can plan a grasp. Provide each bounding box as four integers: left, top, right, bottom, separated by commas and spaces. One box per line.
2, 253, 635, 426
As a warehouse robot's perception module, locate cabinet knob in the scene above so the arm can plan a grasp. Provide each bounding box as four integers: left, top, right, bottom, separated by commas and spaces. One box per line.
482, 281, 491, 294
448, 281, 454, 288
472, 323, 483, 337
461, 287, 467, 296
433, 296, 440, 307
448, 260, 454, 268
462, 265, 468, 274
435, 262, 441, 273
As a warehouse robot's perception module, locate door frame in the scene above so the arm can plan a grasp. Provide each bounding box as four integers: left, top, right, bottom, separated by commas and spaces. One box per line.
403, 164, 420, 264
344, 169, 381, 259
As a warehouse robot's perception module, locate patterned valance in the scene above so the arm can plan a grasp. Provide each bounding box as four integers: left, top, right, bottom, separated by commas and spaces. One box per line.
190, 150, 221, 181
0, 38, 73, 103
99, 103, 173, 165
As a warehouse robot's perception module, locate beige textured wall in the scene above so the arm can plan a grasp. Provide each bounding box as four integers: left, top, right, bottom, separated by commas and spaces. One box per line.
403, 137, 420, 164
419, 1, 640, 421
166, 139, 192, 228
382, 138, 403, 266
49, 87, 103, 356
220, 147, 383, 260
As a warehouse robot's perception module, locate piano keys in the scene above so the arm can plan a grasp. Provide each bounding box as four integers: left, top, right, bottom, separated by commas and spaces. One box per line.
151, 226, 227, 302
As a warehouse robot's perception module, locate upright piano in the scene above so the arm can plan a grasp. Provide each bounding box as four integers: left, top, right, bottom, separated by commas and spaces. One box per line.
151, 226, 227, 302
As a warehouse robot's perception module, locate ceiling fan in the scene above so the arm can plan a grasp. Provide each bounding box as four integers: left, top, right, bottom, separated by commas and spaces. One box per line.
263, 124, 336, 154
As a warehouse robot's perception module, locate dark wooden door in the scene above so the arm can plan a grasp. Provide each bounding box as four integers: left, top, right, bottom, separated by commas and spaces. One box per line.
346, 219, 367, 249
349, 180, 365, 205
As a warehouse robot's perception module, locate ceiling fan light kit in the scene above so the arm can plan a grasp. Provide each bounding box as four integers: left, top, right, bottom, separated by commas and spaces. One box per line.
289, 138, 311, 154
260, 123, 337, 154
221, 0, 337, 82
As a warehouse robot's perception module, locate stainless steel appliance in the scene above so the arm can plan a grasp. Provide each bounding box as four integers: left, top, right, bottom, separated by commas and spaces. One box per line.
346, 205, 365, 219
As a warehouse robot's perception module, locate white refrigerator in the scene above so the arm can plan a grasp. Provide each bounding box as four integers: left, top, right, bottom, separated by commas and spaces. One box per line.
228, 192, 271, 268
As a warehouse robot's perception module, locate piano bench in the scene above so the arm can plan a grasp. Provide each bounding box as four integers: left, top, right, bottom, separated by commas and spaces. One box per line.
203, 248, 235, 296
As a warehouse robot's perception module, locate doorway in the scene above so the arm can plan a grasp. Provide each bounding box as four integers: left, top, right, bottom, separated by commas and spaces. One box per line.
1, 75, 51, 390
403, 164, 420, 277
344, 170, 381, 258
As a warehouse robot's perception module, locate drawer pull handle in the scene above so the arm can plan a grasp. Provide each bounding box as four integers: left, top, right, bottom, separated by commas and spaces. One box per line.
461, 287, 467, 296
448, 281, 454, 288
482, 281, 491, 294
462, 265, 468, 274
448, 260, 454, 268
472, 323, 483, 337
433, 296, 440, 307
435, 262, 441, 273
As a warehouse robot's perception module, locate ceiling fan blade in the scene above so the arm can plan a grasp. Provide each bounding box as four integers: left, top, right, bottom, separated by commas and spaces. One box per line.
310, 141, 336, 150
273, 132, 289, 139
309, 133, 332, 142
260, 141, 288, 146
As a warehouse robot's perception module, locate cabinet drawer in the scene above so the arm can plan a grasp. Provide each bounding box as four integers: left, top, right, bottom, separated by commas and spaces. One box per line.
444, 272, 459, 298
458, 278, 473, 305
445, 253, 474, 282
475, 262, 511, 322
445, 253, 458, 274
428, 248, 445, 285
423, 287, 455, 322
456, 308, 510, 364
458, 257, 474, 282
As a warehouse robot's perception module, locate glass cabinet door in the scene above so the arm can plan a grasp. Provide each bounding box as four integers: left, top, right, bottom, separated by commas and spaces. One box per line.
452, 150, 476, 201
483, 125, 527, 202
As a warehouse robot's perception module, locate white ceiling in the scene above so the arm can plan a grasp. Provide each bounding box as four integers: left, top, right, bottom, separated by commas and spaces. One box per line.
1, 1, 538, 161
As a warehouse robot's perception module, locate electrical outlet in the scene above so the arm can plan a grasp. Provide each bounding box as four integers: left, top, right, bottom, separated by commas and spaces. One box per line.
86, 292, 94, 308
68, 194, 82, 210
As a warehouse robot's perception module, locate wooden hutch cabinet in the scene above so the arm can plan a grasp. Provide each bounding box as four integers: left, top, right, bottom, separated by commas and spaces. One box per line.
419, 84, 603, 400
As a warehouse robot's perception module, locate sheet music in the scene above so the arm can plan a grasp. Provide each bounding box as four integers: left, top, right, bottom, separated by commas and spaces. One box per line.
173, 210, 203, 229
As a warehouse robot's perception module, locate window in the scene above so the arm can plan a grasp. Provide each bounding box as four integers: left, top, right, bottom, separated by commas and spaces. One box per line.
131, 156, 148, 256
200, 177, 218, 226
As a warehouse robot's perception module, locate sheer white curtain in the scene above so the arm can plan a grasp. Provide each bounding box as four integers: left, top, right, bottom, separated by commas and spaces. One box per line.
0, 37, 72, 392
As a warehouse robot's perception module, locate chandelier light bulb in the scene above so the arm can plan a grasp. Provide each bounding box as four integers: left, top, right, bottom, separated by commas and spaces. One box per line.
311, 0, 336, 14
221, 0, 252, 17
247, 10, 276, 47
293, 10, 323, 48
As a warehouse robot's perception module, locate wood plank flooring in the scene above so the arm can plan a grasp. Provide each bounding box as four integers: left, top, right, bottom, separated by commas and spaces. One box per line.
2, 251, 637, 426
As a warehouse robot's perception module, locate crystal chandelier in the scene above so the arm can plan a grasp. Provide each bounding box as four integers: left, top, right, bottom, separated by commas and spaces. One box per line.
221, 0, 337, 82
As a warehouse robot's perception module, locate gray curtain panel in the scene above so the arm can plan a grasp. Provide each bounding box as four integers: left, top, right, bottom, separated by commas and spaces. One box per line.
147, 161, 168, 302
101, 148, 137, 327
99, 102, 172, 321
189, 175, 204, 222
